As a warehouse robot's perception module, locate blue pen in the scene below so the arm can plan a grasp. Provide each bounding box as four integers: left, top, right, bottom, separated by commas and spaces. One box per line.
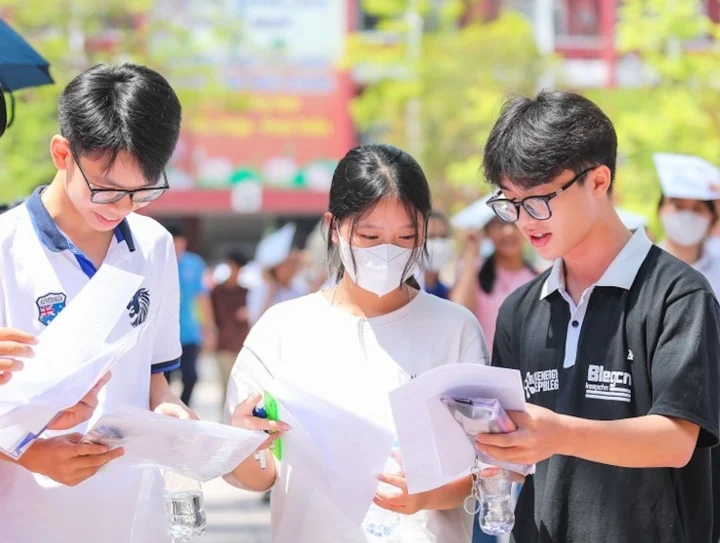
252, 405, 268, 470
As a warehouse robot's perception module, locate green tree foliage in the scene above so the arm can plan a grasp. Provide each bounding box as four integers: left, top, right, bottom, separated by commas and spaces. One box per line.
583, 0, 720, 225
346, 1, 544, 212
0, 0, 243, 202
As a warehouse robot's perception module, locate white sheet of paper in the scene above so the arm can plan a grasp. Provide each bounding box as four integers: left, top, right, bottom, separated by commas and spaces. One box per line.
0, 324, 144, 458
0, 265, 143, 407
239, 348, 395, 525
0, 265, 144, 458
389, 363, 526, 494
84, 404, 267, 482
270, 377, 395, 526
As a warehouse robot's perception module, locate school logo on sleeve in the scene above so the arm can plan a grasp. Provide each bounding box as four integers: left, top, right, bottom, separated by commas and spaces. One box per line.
36, 292, 67, 326
127, 288, 150, 327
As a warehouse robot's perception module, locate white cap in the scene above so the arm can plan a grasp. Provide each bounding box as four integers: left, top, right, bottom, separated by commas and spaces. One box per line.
616, 208, 649, 230
654, 153, 720, 201
450, 194, 498, 230
237, 261, 264, 290
255, 223, 297, 269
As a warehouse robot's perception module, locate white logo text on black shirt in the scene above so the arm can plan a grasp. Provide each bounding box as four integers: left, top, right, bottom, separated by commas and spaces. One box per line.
524, 369, 559, 400
585, 364, 632, 403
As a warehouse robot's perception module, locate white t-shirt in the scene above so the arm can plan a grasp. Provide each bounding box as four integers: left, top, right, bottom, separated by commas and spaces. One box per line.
225, 290, 489, 543
0, 191, 181, 543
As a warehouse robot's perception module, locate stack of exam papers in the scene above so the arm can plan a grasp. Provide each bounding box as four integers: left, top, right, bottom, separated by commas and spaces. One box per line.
240, 348, 396, 525
83, 404, 267, 482
389, 363, 532, 494
0, 265, 145, 459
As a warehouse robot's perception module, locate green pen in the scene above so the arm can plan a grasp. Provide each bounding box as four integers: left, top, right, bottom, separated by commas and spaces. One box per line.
245, 345, 284, 462
263, 391, 283, 461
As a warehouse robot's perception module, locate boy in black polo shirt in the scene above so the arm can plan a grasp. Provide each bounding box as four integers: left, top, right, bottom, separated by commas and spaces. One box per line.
475, 91, 720, 543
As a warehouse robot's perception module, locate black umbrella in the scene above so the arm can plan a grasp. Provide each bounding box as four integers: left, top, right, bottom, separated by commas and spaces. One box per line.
0, 19, 54, 136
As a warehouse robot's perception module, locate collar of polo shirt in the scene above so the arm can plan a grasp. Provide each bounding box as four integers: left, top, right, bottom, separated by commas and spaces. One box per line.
541, 228, 653, 299
26, 186, 135, 253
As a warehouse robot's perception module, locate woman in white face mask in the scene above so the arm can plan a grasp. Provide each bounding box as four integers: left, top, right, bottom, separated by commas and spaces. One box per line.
222, 144, 490, 543
658, 195, 720, 295
423, 210, 453, 299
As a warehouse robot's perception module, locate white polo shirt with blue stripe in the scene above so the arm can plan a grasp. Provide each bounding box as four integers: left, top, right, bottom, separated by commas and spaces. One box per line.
0, 187, 181, 543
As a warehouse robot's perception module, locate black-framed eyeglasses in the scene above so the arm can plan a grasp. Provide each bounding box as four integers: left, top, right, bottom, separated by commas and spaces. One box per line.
71, 151, 170, 205
486, 167, 597, 223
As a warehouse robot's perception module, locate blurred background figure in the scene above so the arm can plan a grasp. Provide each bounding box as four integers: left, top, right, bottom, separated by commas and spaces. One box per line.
302, 219, 335, 292
245, 223, 309, 326
167, 224, 217, 407
450, 195, 537, 353
653, 153, 720, 543
655, 153, 720, 294
423, 210, 454, 299
210, 250, 250, 406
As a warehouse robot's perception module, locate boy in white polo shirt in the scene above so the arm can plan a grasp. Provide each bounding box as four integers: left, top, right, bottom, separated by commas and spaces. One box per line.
0, 63, 194, 543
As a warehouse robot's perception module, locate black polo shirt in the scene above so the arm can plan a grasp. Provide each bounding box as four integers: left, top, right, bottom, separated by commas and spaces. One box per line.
493, 229, 720, 543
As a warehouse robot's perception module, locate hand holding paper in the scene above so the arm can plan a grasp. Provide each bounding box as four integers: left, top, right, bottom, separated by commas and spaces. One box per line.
0, 327, 37, 385
0, 264, 145, 458
84, 404, 267, 482
389, 363, 531, 495
48, 372, 112, 430
475, 403, 567, 466
231, 393, 289, 452
235, 345, 396, 525
17, 433, 124, 487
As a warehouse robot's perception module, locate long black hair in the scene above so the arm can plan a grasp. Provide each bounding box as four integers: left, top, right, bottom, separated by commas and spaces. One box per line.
478, 219, 537, 294
326, 144, 432, 288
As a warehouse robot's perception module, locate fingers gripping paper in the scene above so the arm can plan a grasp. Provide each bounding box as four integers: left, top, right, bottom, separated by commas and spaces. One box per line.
389, 363, 531, 495
0, 265, 145, 458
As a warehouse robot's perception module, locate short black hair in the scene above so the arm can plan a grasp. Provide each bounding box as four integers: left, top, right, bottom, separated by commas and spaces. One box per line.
226, 250, 249, 268
483, 90, 617, 191
58, 63, 182, 184
166, 224, 185, 239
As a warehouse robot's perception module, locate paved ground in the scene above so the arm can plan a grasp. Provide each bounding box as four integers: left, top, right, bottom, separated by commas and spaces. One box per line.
183, 355, 271, 543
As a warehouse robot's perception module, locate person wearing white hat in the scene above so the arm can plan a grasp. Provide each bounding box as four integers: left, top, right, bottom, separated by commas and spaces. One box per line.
246, 223, 309, 326
654, 153, 720, 543
654, 153, 720, 295
450, 194, 537, 354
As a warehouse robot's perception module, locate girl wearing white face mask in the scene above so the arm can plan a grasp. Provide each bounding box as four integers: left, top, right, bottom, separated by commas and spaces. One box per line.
423, 210, 454, 299
222, 144, 490, 543
658, 195, 720, 295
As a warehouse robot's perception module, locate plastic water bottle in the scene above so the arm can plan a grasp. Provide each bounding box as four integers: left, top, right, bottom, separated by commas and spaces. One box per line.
363, 442, 403, 541
164, 471, 207, 542
477, 468, 515, 536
